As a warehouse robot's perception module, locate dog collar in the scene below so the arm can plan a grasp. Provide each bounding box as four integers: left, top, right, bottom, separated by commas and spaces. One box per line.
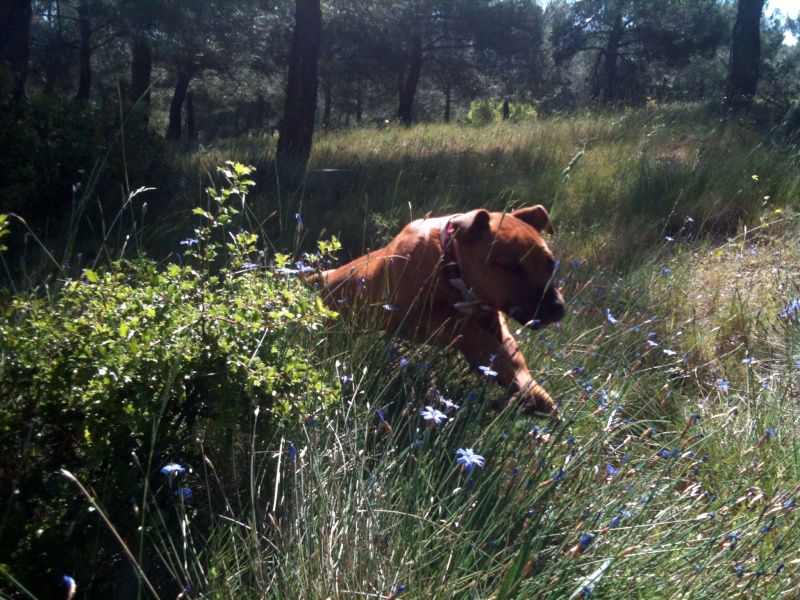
440, 218, 490, 314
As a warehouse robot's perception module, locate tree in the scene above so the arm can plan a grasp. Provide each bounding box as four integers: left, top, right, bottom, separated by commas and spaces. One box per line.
726, 0, 765, 106
553, 0, 728, 105
158, 0, 262, 141
120, 0, 160, 110
276, 0, 322, 171
391, 0, 543, 125
0, 0, 33, 101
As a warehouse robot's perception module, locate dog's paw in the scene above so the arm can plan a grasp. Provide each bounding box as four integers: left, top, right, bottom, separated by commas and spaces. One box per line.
516, 390, 558, 420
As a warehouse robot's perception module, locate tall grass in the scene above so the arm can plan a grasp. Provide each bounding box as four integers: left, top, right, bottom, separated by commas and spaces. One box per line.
187, 103, 800, 270
2, 104, 800, 598
132, 218, 800, 599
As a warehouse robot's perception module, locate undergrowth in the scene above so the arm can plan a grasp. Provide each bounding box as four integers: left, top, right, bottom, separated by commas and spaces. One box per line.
1, 106, 800, 598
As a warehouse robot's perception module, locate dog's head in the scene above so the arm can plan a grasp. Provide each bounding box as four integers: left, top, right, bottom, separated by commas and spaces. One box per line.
450, 205, 565, 328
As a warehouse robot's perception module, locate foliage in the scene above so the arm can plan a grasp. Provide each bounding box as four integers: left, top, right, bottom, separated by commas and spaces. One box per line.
11, 204, 800, 598
551, 0, 730, 104
0, 92, 173, 264
0, 164, 338, 596
2, 109, 800, 598
467, 97, 539, 124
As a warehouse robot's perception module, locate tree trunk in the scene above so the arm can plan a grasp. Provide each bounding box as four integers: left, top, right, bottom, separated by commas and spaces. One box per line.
255, 93, 266, 131
397, 32, 422, 126
322, 79, 332, 129
76, 4, 91, 101
726, 0, 765, 106
130, 35, 152, 106
276, 0, 322, 172
602, 13, 624, 104
186, 89, 196, 141
166, 71, 192, 140
0, 0, 32, 102
444, 81, 451, 123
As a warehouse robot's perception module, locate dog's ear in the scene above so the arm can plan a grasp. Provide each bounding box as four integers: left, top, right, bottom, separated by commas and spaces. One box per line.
451, 209, 491, 244
511, 205, 556, 235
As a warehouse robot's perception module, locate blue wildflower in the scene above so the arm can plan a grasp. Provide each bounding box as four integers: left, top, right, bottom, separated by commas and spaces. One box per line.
605, 308, 618, 324
456, 448, 485, 471
716, 378, 730, 393
779, 298, 800, 319
175, 487, 193, 499
478, 365, 498, 377
421, 406, 447, 425
606, 464, 619, 475
161, 463, 186, 478
440, 397, 460, 412
580, 533, 594, 548
62, 575, 77, 599
180, 238, 199, 246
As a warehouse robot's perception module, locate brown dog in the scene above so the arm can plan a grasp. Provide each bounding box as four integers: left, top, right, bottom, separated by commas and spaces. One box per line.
318, 206, 565, 416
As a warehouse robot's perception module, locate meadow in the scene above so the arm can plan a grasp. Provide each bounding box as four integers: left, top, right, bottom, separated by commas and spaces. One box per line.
1, 103, 799, 599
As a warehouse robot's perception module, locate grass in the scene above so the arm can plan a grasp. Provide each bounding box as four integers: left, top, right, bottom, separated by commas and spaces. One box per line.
182, 103, 799, 270
2, 103, 800, 598
174, 220, 800, 599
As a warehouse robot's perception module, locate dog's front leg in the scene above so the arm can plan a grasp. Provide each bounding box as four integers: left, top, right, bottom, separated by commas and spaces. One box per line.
458, 312, 558, 417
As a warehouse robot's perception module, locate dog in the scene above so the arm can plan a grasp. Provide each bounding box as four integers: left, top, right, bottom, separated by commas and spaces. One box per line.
318, 205, 565, 417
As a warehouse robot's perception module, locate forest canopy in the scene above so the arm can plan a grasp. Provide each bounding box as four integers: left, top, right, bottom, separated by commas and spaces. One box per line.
2, 0, 798, 138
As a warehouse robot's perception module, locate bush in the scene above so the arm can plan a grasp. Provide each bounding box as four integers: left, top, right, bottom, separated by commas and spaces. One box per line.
467, 98, 538, 124
0, 164, 338, 596
0, 94, 174, 265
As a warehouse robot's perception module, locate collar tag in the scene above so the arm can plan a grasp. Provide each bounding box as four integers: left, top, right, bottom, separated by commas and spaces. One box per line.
440, 218, 489, 314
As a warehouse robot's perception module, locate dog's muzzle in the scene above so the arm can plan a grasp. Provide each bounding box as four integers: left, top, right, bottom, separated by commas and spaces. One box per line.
511, 288, 565, 330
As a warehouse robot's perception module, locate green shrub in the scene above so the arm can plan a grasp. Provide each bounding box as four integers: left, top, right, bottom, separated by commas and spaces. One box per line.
0, 93, 174, 265
0, 164, 339, 596
467, 98, 538, 124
